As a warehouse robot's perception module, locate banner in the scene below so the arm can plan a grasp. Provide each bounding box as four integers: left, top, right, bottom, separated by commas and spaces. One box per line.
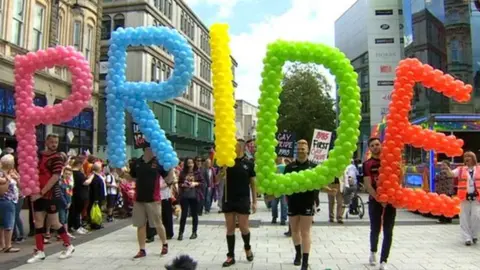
275, 131, 295, 158
132, 122, 149, 149
308, 129, 332, 164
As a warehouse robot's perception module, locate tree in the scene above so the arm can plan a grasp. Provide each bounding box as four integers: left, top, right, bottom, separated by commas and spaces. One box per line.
277, 64, 336, 143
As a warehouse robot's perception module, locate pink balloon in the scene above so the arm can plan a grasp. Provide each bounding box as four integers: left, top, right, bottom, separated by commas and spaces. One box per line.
14, 46, 93, 195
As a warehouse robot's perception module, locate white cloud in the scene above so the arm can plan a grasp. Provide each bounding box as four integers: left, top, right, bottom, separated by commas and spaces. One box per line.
184, 0, 248, 18
230, 0, 357, 105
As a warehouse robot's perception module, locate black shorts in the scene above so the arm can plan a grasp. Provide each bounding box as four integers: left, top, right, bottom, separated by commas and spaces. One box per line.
288, 199, 315, 216
107, 194, 118, 208
222, 198, 250, 215
33, 198, 59, 214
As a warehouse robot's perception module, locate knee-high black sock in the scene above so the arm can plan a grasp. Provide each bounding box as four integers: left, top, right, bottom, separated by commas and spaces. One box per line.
302, 253, 309, 266
241, 233, 251, 250
294, 245, 301, 257
226, 234, 235, 257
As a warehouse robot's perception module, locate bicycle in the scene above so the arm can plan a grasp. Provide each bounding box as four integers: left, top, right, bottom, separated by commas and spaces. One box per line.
344, 183, 365, 219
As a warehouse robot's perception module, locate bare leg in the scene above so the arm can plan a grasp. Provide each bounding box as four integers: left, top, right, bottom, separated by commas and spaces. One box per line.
237, 214, 253, 259
137, 226, 146, 250
223, 213, 236, 266
299, 215, 313, 268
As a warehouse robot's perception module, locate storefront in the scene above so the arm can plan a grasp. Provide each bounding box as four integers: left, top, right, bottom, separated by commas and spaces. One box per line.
0, 86, 47, 151
52, 99, 94, 156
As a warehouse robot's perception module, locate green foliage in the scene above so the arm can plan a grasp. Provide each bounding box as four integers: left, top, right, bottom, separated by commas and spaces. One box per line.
277, 64, 336, 142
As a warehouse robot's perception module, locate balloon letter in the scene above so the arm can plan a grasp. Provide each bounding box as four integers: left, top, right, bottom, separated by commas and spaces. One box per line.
378, 58, 471, 217
14, 46, 93, 196
106, 27, 194, 170
210, 24, 236, 167
255, 41, 362, 196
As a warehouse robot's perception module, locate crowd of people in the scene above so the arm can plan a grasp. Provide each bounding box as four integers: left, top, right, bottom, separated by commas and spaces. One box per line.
2, 132, 480, 270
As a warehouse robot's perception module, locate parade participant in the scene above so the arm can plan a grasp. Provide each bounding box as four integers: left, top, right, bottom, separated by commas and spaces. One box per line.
452, 151, 480, 246
220, 139, 256, 267
130, 143, 175, 259
28, 134, 74, 263
364, 137, 395, 270
285, 139, 334, 270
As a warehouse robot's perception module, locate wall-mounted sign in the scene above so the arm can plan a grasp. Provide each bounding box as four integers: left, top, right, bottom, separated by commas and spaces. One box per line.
380, 65, 392, 73
375, 38, 394, 44
377, 80, 394, 86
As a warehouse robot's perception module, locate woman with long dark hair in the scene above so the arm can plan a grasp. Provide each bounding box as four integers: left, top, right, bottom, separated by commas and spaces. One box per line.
177, 157, 204, 240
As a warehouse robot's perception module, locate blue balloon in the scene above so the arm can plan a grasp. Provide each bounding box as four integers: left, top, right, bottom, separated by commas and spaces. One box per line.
106, 26, 194, 169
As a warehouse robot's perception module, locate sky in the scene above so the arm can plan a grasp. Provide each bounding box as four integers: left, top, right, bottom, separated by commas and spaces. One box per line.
185, 0, 358, 105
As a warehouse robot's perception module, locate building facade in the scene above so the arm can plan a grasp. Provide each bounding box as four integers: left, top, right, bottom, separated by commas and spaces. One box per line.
403, 0, 480, 117
99, 0, 238, 159
0, 0, 101, 155
235, 99, 258, 141
335, 0, 404, 139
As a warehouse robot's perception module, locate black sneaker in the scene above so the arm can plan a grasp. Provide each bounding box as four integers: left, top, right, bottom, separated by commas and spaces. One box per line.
271, 218, 277, 224
190, 233, 197, 240
284, 231, 291, 237
245, 249, 254, 262
466, 240, 472, 246
474, 238, 478, 244
280, 220, 286, 226
177, 234, 183, 241
222, 257, 235, 267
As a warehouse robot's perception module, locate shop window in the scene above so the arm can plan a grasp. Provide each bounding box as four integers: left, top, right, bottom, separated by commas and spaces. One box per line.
53, 99, 94, 153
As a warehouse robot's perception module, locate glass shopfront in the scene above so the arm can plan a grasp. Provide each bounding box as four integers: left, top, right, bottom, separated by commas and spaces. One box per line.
52, 99, 94, 155
0, 86, 47, 151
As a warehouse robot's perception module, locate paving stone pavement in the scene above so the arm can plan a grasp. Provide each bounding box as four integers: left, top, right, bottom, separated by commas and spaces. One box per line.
9, 194, 479, 270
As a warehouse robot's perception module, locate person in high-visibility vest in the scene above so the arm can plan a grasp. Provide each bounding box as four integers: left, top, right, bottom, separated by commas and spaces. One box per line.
452, 151, 480, 246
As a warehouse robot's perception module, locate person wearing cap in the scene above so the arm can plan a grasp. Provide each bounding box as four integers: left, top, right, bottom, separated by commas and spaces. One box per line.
218, 139, 256, 267
129, 142, 175, 259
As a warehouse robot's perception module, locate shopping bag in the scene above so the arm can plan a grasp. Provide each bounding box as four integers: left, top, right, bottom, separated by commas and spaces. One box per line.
90, 202, 103, 225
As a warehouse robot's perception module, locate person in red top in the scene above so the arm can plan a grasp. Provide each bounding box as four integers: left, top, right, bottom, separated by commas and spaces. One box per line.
27, 134, 74, 264
364, 137, 395, 270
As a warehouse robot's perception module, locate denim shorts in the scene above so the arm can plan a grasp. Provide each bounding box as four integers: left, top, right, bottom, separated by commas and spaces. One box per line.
0, 199, 16, 230
58, 207, 69, 225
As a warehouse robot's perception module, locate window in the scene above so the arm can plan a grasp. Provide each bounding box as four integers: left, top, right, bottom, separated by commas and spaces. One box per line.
200, 87, 211, 110
0, 0, 4, 38
53, 100, 94, 153
183, 82, 193, 101
151, 59, 158, 81
361, 71, 369, 88
101, 15, 112, 40
57, 15, 63, 45
113, 14, 125, 30
450, 39, 462, 62
32, 4, 45, 50
11, 0, 25, 46
73, 21, 82, 51
361, 92, 370, 113
85, 25, 94, 63
159, 0, 164, 12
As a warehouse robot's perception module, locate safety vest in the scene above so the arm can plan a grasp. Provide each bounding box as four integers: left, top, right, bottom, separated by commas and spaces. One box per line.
457, 166, 480, 201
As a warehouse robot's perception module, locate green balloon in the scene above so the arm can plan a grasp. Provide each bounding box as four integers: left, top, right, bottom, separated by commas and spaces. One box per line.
255, 41, 362, 195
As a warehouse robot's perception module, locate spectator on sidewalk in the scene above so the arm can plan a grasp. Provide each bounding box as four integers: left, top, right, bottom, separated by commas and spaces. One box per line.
271, 157, 287, 225
0, 154, 20, 253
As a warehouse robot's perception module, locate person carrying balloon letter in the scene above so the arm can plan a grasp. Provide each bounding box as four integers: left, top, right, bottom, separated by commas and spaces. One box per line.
28, 134, 75, 264
451, 151, 480, 246
364, 137, 395, 270
218, 139, 257, 267
129, 142, 175, 259
285, 139, 336, 270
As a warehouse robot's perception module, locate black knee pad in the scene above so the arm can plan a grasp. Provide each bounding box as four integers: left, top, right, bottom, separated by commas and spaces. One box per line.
35, 227, 46, 235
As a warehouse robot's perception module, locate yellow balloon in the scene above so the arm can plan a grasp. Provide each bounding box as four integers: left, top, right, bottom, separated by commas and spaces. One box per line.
210, 24, 236, 167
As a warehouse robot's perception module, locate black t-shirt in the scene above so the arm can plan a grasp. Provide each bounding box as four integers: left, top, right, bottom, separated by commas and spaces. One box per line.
285, 160, 317, 208
130, 156, 169, 202
223, 156, 255, 202
72, 170, 89, 201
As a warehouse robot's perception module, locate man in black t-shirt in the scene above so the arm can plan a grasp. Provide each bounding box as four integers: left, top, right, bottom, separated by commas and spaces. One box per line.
129, 145, 174, 259
285, 139, 336, 270
219, 139, 257, 267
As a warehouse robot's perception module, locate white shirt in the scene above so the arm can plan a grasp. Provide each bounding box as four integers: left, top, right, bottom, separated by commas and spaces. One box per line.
453, 166, 476, 194
160, 177, 171, 200
342, 164, 359, 188
105, 174, 118, 195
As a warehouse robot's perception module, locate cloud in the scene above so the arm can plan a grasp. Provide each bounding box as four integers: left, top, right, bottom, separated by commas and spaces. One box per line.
229, 0, 357, 105
184, 0, 249, 18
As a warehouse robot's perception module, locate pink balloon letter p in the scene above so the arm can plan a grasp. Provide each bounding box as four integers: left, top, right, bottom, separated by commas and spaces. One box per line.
14, 46, 93, 196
